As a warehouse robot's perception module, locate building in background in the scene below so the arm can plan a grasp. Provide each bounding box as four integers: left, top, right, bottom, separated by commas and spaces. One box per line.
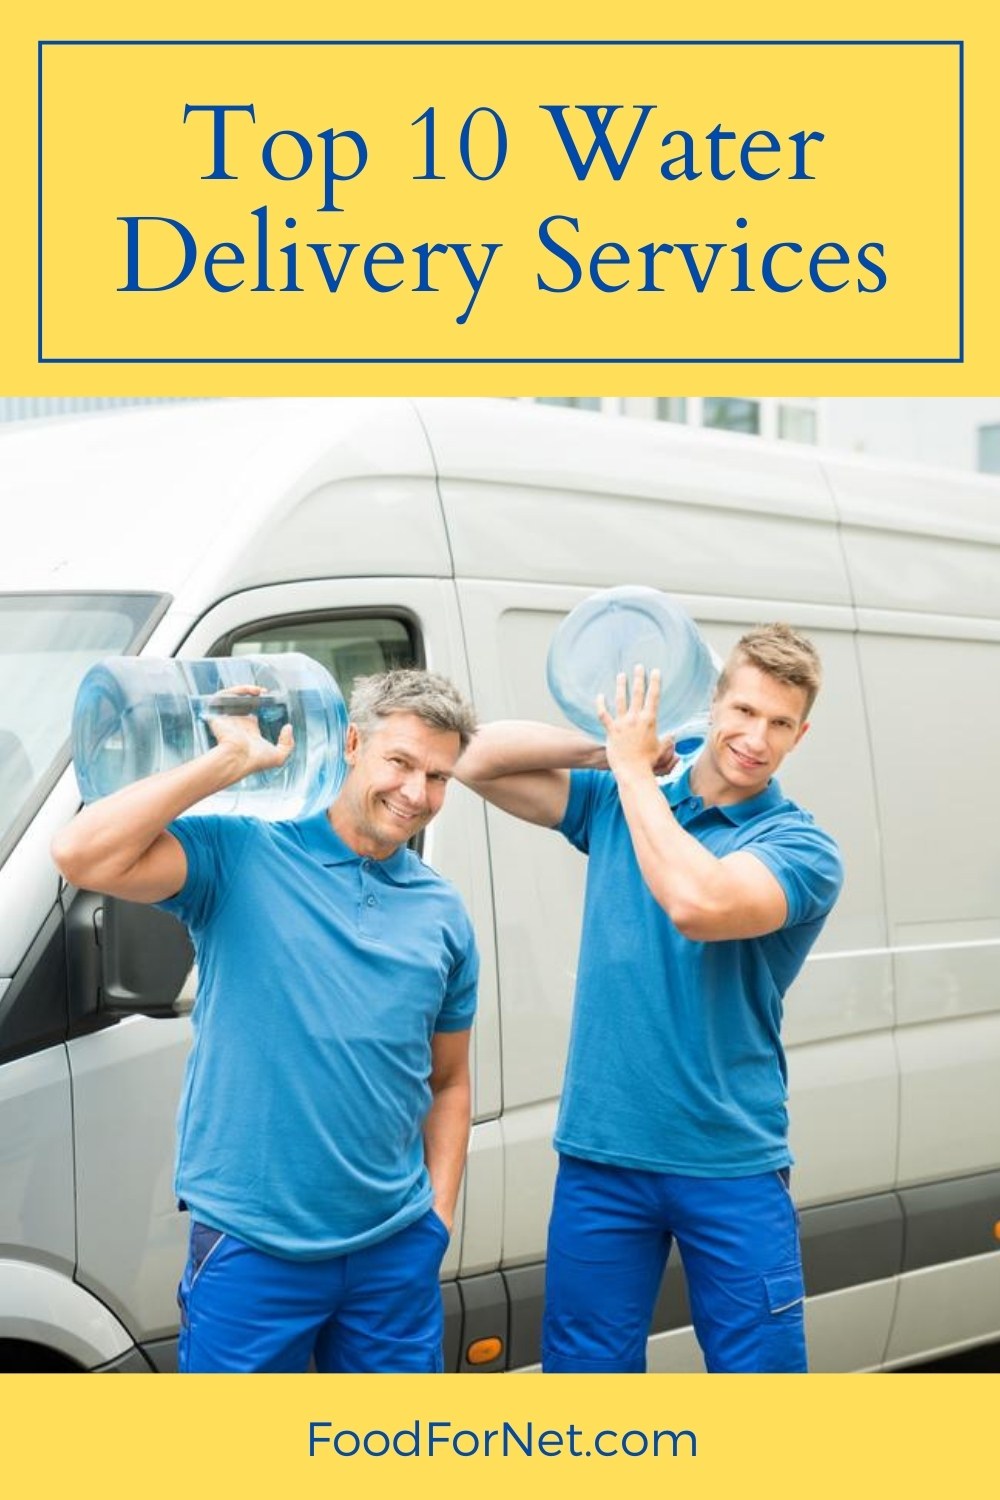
819, 399, 1000, 474
530, 396, 1000, 475
5, 396, 1000, 477
0, 397, 202, 424
534, 394, 820, 445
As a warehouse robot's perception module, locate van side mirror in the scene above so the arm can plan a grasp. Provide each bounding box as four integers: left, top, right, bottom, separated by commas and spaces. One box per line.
100, 899, 195, 1018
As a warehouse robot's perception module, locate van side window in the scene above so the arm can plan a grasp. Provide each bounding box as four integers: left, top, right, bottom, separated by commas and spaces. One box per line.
224, 614, 420, 707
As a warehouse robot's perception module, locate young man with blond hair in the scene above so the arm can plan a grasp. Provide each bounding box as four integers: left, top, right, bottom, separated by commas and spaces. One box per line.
458, 623, 842, 1373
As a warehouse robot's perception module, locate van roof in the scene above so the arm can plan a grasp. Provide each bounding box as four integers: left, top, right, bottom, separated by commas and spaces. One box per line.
0, 398, 444, 601
3, 397, 1000, 606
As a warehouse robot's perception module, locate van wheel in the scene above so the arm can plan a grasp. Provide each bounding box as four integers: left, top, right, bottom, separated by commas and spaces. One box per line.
0, 1339, 81, 1372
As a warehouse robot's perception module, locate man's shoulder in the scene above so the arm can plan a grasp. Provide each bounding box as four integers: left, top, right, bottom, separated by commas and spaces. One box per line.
167, 813, 267, 860
736, 787, 844, 900
402, 849, 475, 922
173, 817, 327, 896
748, 783, 833, 838
402, 846, 462, 894
563, 766, 620, 820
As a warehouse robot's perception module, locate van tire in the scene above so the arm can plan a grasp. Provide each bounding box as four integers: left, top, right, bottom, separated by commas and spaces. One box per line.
0, 1339, 82, 1373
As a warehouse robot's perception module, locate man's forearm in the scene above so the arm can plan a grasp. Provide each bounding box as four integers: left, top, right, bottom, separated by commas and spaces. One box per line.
457, 720, 605, 782
455, 721, 605, 829
613, 761, 788, 941
613, 762, 725, 927
422, 1078, 472, 1231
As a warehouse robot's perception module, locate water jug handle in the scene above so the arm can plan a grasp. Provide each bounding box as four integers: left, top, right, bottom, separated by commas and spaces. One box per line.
199, 690, 282, 716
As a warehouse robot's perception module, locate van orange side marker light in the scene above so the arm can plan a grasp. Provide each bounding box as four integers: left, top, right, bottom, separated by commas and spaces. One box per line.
993, 1221, 1000, 1243
467, 1337, 503, 1365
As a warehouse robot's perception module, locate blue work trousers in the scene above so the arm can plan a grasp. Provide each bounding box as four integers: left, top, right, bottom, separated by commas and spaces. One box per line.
177, 1207, 450, 1373
543, 1154, 807, 1373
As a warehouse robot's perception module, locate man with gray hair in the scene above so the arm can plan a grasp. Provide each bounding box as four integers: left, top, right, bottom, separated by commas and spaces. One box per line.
52, 668, 479, 1373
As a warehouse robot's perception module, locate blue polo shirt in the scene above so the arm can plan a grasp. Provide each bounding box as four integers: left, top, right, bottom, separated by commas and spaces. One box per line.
158, 812, 478, 1259
554, 768, 842, 1177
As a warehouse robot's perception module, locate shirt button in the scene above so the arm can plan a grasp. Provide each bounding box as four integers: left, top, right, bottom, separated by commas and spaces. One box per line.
366, 895, 377, 906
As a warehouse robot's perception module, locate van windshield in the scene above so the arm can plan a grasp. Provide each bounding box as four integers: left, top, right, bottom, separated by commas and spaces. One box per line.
0, 593, 166, 856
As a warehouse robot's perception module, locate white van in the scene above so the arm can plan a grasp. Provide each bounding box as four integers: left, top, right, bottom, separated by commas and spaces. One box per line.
1, 397, 998, 1372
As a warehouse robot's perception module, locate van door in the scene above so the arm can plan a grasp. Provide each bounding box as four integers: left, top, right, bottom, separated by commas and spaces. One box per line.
732, 612, 899, 1371
0, 590, 171, 1369
829, 455, 1000, 1364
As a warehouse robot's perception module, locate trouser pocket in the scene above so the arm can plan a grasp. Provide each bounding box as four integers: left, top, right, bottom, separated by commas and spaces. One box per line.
189, 1223, 225, 1284
758, 1264, 807, 1372
177, 1222, 226, 1329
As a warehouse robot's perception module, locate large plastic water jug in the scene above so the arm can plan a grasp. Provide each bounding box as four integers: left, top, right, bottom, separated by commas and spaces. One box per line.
72, 653, 348, 819
546, 586, 719, 762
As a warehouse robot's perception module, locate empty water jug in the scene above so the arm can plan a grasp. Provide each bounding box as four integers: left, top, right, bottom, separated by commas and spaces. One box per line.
72, 653, 348, 819
546, 586, 718, 752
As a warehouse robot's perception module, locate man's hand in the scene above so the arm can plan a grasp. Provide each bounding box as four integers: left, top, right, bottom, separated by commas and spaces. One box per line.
52, 686, 296, 905
597, 666, 677, 780
205, 686, 295, 779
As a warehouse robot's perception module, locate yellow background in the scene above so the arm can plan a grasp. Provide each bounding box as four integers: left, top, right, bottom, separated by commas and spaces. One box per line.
2, 0, 997, 391
0, 3, 999, 1492
2, 1372, 997, 1494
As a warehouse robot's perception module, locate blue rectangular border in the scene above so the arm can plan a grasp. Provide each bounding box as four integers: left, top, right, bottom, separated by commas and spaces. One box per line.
37, 39, 965, 365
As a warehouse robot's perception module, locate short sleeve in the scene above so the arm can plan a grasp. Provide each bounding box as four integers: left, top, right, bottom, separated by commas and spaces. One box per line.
745, 818, 844, 929
558, 768, 617, 855
434, 915, 480, 1034
155, 816, 256, 931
